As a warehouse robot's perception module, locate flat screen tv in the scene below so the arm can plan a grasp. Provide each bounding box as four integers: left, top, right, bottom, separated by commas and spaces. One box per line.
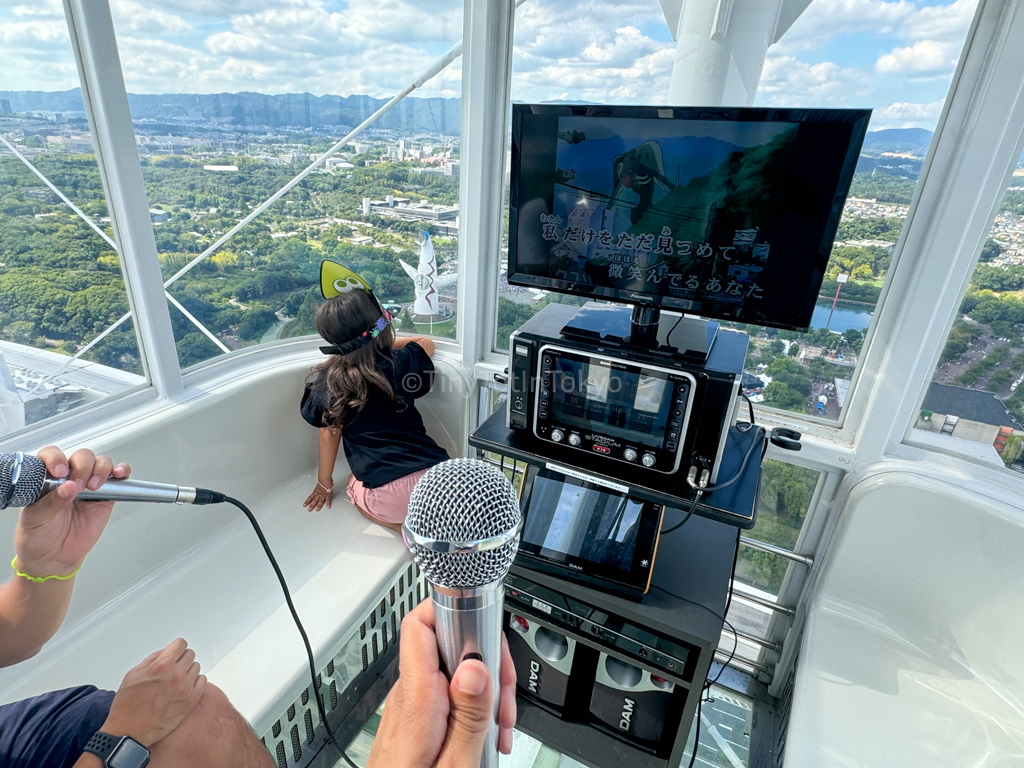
508, 104, 871, 331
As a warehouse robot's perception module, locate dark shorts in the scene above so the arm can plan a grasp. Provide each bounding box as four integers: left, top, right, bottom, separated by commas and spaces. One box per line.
0, 686, 114, 768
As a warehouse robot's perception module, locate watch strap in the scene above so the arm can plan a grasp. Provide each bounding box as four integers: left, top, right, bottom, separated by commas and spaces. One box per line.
83, 731, 121, 761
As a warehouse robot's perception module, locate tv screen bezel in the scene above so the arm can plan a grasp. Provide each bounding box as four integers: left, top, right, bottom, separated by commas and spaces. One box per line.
506, 104, 872, 332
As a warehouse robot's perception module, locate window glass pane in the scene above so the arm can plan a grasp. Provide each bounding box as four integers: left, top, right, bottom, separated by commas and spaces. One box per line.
109, 0, 463, 370
734, 459, 819, 596
0, 5, 146, 438
495, 0, 671, 352
917, 169, 1024, 471
493, 0, 979, 426
741, 0, 978, 422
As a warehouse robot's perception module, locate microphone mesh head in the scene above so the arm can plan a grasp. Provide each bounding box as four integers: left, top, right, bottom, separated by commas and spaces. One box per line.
405, 459, 522, 589
0, 453, 47, 509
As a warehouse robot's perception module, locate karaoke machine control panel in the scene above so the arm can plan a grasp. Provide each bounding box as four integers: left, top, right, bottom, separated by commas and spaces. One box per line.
504, 573, 697, 683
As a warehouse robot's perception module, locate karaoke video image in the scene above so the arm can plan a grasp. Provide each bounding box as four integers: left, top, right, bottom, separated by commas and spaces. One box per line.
538, 117, 800, 308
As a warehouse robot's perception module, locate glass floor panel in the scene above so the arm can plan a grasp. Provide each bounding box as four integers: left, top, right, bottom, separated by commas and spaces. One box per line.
335, 684, 754, 768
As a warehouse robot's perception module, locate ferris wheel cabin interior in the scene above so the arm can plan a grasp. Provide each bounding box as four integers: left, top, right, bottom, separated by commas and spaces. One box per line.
2, 0, 1024, 766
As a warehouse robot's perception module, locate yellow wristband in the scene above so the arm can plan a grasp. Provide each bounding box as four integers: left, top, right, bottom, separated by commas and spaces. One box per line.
11, 557, 82, 583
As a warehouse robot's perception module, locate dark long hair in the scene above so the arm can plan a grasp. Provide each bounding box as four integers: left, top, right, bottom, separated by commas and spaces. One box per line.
313, 290, 395, 426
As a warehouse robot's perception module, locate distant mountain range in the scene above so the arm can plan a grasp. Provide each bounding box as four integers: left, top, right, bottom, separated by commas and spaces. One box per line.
863, 127, 1024, 164
2, 91, 1022, 163
860, 127, 935, 154
0, 89, 460, 135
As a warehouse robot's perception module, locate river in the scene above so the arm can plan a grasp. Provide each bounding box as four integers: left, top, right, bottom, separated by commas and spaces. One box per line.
810, 299, 874, 333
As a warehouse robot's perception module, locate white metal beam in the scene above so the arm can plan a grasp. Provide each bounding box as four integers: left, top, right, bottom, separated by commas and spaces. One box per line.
457, 0, 516, 377
62, 0, 183, 397
665, 0, 810, 106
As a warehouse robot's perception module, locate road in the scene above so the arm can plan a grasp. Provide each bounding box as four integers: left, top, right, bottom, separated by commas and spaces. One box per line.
260, 314, 293, 344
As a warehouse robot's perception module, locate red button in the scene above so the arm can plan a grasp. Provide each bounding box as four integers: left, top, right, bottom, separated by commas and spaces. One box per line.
593, 445, 610, 454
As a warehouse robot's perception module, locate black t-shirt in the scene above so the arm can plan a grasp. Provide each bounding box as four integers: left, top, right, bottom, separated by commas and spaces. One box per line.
300, 342, 449, 488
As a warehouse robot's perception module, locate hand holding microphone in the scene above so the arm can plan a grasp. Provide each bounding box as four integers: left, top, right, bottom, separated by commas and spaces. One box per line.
5, 446, 131, 581
397, 458, 523, 768
367, 599, 517, 768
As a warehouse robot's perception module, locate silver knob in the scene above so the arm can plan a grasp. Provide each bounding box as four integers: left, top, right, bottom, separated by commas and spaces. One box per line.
568, 433, 581, 447
551, 429, 564, 443
641, 453, 656, 468
623, 448, 637, 462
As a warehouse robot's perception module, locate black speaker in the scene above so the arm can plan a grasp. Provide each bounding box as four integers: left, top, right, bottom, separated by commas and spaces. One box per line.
588, 653, 676, 745
506, 613, 576, 710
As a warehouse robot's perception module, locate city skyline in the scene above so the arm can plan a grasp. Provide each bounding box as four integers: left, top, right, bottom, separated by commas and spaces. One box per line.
1, 0, 978, 130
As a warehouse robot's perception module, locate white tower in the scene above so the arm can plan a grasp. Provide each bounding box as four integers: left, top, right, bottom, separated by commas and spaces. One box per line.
400, 232, 442, 319
662, 0, 812, 106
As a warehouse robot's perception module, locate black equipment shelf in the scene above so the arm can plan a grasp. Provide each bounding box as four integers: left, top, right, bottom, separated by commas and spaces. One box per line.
507, 508, 746, 768
471, 404, 762, 529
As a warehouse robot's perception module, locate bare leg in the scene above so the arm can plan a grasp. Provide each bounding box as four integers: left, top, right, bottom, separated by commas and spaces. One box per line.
149, 684, 275, 767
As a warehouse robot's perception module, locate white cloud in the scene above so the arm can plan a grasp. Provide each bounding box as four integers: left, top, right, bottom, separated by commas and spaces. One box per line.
774, 0, 978, 54
509, 1, 673, 103
902, 0, 978, 41
773, 0, 916, 53
758, 55, 870, 106
0, 20, 68, 45
11, 0, 63, 18
156, 0, 282, 16
873, 98, 945, 128
514, 41, 674, 103
110, 0, 192, 34
876, 39, 958, 74
165, 0, 463, 96
114, 37, 218, 92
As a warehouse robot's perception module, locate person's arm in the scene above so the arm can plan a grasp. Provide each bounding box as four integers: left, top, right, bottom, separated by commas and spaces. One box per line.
0, 448, 130, 667
70, 638, 206, 767
71, 752, 103, 768
71, 755, 103, 768
304, 427, 342, 512
394, 336, 436, 357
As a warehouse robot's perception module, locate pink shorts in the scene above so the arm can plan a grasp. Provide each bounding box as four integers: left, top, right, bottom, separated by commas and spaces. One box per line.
346, 469, 429, 525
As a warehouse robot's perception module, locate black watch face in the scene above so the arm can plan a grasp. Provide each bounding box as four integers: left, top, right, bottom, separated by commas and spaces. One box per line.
109, 738, 150, 768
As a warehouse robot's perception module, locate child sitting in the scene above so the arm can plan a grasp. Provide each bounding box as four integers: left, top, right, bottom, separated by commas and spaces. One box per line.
301, 263, 449, 531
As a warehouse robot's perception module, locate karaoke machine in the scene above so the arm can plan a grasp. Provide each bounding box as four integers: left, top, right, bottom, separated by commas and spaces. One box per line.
504, 578, 694, 756
504, 572, 698, 683
507, 303, 745, 483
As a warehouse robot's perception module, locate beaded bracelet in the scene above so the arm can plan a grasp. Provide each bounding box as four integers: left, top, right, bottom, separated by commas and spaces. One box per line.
316, 480, 334, 493
11, 556, 82, 583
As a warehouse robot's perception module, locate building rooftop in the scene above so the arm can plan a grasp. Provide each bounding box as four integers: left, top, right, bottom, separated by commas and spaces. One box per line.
922, 382, 1022, 429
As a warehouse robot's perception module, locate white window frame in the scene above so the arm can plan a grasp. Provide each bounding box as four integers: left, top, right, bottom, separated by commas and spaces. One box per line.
64, 0, 182, 397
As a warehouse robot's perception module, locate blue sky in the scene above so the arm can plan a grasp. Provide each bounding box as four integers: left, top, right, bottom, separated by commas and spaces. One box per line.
0, 0, 979, 130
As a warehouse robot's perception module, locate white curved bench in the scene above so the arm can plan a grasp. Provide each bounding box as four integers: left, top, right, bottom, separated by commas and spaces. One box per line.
0, 351, 470, 741
786, 465, 1024, 767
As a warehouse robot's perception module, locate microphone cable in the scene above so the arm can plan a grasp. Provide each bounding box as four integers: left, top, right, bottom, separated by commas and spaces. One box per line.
222, 495, 361, 768
660, 425, 765, 536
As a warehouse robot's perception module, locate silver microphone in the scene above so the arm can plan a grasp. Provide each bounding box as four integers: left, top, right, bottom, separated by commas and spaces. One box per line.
0, 452, 224, 510
403, 458, 523, 768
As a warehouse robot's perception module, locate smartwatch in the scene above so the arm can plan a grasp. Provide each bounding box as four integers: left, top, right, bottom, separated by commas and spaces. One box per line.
83, 731, 151, 768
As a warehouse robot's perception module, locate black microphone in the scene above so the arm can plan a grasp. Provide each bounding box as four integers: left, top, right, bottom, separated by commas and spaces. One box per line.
0, 452, 225, 510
